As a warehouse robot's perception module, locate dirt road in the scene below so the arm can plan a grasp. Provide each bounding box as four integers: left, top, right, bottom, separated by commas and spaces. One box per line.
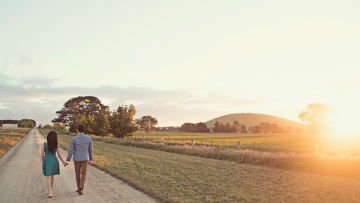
0, 129, 157, 203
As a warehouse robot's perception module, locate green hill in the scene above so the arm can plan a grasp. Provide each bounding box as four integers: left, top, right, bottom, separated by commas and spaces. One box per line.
205, 113, 304, 129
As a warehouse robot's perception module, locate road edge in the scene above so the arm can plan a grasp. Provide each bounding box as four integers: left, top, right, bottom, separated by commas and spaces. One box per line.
0, 128, 33, 166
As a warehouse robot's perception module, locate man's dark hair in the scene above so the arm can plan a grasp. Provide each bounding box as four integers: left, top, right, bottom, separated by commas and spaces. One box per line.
77, 124, 85, 133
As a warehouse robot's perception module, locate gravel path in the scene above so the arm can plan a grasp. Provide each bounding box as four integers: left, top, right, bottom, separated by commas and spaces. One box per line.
0, 129, 157, 203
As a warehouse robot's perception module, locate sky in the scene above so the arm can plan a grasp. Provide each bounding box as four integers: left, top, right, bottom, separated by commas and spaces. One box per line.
1, 0, 360, 126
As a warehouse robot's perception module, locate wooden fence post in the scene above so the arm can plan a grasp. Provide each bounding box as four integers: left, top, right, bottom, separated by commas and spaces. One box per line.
192, 139, 195, 146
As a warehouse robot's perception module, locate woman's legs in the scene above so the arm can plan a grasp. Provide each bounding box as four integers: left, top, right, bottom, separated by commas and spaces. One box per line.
46, 176, 52, 196
51, 176, 55, 189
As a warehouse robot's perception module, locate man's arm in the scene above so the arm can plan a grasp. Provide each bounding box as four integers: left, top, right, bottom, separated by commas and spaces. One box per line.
89, 138, 94, 162
66, 138, 75, 162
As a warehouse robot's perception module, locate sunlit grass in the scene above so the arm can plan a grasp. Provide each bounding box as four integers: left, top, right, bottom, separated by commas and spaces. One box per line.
40, 129, 360, 202
0, 128, 31, 157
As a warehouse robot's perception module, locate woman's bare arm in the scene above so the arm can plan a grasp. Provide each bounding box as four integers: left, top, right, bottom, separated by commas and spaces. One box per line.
41, 146, 44, 160
56, 147, 66, 165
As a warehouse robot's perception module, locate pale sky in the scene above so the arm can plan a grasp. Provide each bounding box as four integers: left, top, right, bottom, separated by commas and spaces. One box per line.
1, 0, 360, 126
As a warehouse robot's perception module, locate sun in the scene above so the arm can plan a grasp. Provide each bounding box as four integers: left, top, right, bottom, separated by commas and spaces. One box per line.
318, 109, 360, 155
327, 110, 360, 141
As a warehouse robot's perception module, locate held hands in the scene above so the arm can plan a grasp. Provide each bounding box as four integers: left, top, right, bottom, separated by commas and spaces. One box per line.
61, 161, 93, 166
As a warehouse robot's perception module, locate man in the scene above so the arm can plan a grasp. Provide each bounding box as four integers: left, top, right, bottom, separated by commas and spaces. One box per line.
65, 124, 93, 195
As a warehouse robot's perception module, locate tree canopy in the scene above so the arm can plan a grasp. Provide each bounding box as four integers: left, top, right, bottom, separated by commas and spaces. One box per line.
137, 116, 158, 133
299, 103, 331, 125
53, 96, 109, 133
109, 105, 138, 138
18, 119, 36, 128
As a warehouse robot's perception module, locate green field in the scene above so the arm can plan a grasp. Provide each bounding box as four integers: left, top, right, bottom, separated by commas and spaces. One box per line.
0, 128, 31, 158
132, 131, 316, 153
40, 129, 360, 202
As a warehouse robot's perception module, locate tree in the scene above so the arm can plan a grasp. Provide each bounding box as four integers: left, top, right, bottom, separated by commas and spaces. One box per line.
53, 96, 108, 132
110, 105, 138, 138
240, 124, 248, 133
180, 123, 196, 132
69, 114, 86, 133
213, 121, 221, 133
195, 122, 210, 132
260, 122, 272, 133
180, 122, 209, 132
138, 116, 158, 133
299, 103, 331, 125
248, 126, 255, 133
94, 108, 111, 136
17, 119, 36, 128
233, 121, 241, 132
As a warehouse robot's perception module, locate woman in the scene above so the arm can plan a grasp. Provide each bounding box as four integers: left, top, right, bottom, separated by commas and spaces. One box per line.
41, 131, 66, 198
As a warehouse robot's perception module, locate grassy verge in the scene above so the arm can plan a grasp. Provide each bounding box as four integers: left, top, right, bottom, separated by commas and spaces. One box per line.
0, 128, 31, 158
39, 129, 360, 202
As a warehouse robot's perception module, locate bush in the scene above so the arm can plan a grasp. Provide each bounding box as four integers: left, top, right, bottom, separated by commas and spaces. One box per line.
17, 119, 36, 128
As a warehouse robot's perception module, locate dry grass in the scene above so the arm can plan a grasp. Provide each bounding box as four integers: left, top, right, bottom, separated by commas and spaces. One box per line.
40, 129, 360, 202
0, 128, 31, 158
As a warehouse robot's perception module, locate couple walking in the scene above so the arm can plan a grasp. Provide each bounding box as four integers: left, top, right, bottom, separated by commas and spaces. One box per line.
41, 124, 93, 198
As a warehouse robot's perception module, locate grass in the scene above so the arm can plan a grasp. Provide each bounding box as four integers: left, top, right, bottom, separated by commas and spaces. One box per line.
0, 127, 31, 158
133, 131, 316, 153
40, 129, 360, 202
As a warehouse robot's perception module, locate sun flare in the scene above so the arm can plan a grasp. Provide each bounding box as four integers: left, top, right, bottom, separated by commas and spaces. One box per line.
327, 110, 360, 145
330, 112, 359, 133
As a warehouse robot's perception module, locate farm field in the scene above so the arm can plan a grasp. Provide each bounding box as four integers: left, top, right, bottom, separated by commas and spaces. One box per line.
0, 128, 31, 158
40, 129, 360, 202
133, 131, 316, 153
133, 131, 360, 155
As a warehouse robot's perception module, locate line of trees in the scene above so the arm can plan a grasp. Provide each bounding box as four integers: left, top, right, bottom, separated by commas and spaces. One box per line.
213, 121, 247, 133
247, 122, 293, 133
180, 122, 210, 132
178, 121, 293, 134
53, 96, 158, 138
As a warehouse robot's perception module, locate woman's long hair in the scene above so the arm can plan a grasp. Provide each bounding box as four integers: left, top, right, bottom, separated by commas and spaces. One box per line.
47, 131, 58, 154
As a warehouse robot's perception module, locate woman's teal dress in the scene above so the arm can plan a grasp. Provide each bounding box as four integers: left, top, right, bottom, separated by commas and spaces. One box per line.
42, 143, 60, 176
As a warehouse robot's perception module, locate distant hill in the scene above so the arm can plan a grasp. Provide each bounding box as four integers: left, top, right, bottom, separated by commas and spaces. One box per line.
205, 113, 304, 129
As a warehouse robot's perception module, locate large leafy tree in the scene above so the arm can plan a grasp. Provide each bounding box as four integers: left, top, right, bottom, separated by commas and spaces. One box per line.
180, 122, 209, 132
53, 96, 108, 133
138, 116, 158, 133
94, 109, 111, 136
110, 105, 138, 138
